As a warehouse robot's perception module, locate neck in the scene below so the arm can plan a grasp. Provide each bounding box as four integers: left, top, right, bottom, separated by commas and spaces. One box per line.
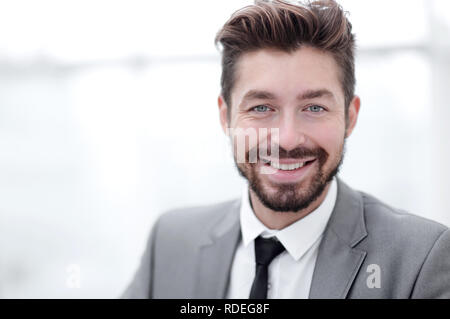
249, 182, 332, 230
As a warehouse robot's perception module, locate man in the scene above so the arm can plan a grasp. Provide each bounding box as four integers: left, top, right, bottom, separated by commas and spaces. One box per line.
122, 0, 450, 298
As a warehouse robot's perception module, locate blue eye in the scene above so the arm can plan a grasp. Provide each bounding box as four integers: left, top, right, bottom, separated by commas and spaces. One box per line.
253, 105, 270, 113
307, 105, 325, 113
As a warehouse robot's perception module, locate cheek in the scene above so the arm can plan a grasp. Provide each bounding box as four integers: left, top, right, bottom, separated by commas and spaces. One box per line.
232, 118, 271, 152
306, 120, 345, 155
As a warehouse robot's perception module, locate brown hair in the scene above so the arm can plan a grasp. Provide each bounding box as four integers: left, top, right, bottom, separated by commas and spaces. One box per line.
215, 0, 356, 120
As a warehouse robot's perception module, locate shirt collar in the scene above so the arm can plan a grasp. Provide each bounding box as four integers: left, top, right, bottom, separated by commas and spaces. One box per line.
240, 177, 338, 261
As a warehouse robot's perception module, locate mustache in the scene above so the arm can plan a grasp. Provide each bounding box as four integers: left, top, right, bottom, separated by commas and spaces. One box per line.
273, 146, 322, 159
243, 145, 329, 165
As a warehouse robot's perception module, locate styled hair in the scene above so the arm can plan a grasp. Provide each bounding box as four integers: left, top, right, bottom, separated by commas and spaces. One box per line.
215, 0, 356, 120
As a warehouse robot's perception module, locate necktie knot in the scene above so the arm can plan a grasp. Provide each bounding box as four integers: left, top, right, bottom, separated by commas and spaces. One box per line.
254, 236, 285, 266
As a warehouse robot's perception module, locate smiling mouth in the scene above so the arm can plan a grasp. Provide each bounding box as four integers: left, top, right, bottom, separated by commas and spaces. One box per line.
260, 158, 317, 171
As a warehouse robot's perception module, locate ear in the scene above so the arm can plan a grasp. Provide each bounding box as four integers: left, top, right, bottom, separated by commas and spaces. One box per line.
218, 95, 229, 134
345, 95, 361, 138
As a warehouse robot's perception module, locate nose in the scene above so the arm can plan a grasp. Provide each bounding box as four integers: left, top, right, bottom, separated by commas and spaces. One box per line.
276, 112, 306, 152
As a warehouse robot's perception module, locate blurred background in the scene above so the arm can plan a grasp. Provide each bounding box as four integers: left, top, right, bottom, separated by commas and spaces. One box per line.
0, 0, 449, 298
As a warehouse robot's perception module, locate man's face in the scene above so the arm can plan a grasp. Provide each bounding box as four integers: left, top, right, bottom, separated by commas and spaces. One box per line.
219, 46, 360, 212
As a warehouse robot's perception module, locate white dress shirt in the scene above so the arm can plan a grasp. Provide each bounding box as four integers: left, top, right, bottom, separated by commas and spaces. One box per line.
226, 178, 337, 299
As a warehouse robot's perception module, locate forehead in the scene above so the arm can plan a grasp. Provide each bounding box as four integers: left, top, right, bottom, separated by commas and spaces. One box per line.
231, 47, 344, 105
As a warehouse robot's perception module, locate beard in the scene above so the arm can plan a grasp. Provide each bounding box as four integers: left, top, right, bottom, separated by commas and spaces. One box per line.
234, 141, 346, 213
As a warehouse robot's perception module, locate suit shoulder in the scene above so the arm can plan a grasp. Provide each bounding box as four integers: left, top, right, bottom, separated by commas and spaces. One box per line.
359, 191, 448, 245
155, 198, 240, 234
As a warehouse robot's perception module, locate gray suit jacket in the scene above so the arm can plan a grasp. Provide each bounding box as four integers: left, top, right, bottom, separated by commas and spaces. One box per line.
121, 178, 450, 298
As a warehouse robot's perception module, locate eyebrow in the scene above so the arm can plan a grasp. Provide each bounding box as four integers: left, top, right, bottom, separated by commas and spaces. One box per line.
241, 88, 336, 104
298, 89, 335, 101
241, 90, 277, 102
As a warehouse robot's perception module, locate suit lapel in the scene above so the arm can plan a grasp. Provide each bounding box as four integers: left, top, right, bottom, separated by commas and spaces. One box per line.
308, 230, 367, 298
309, 178, 368, 299
193, 199, 241, 298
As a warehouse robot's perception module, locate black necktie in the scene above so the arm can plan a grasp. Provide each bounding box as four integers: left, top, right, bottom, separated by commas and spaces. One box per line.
249, 236, 285, 299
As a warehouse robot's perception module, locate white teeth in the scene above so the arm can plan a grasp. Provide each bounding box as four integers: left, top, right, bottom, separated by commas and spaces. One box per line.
270, 161, 305, 171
